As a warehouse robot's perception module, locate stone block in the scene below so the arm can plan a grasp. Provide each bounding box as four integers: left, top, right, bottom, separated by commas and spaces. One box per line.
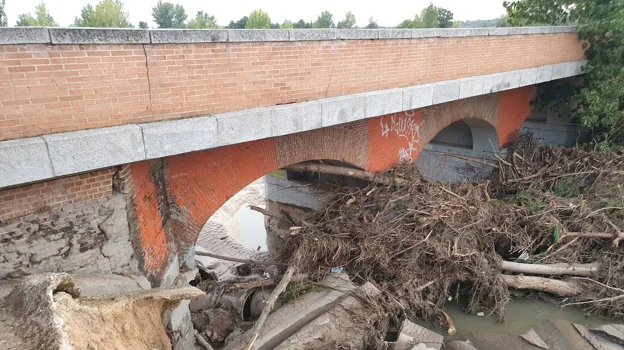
564, 60, 585, 77
520, 68, 538, 86
459, 77, 484, 99
217, 108, 272, 146
412, 29, 441, 38
378, 29, 412, 39
536, 65, 554, 83
161, 255, 180, 288
288, 29, 336, 41
49, 28, 150, 44
228, 30, 289, 42
483, 73, 505, 93
150, 29, 228, 43
432, 81, 460, 104
365, 89, 403, 118
502, 70, 522, 90
551, 63, 567, 80
337, 29, 379, 40
321, 95, 366, 127
488, 27, 510, 36
42, 125, 145, 176
438, 28, 472, 37
0, 137, 54, 188
140, 116, 218, 159
403, 84, 434, 110
271, 101, 322, 137
0, 27, 50, 44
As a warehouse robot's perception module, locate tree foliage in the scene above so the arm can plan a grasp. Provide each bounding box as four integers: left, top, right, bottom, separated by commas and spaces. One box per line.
505, 0, 624, 145
281, 20, 293, 29
187, 11, 217, 29
365, 17, 379, 29
437, 7, 454, 28
138, 21, 149, 29
227, 16, 247, 29
397, 3, 448, 28
293, 19, 312, 28
421, 3, 440, 28
246, 9, 271, 29
17, 2, 58, 26
0, 0, 6, 27
74, 0, 132, 28
313, 10, 334, 28
151, 1, 187, 28
337, 11, 357, 28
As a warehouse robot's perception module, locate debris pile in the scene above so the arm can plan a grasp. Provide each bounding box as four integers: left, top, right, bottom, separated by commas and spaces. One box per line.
191, 136, 624, 349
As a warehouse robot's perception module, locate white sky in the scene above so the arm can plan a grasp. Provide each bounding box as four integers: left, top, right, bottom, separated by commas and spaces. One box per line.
5, 0, 507, 28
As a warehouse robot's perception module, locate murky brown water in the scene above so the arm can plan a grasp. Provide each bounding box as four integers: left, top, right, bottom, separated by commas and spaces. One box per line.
433, 298, 610, 340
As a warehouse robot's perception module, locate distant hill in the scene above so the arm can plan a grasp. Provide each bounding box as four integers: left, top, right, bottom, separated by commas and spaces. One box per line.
462, 19, 499, 27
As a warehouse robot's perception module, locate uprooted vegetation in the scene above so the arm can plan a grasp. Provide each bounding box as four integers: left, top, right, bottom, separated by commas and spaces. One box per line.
271, 135, 624, 345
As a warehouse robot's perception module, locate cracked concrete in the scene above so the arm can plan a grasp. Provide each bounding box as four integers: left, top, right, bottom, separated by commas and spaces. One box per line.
0, 193, 138, 279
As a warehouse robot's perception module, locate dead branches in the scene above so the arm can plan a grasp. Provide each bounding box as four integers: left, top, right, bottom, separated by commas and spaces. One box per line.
500, 261, 599, 277
501, 275, 581, 297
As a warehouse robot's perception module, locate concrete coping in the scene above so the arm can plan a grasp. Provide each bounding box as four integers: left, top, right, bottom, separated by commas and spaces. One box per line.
0, 26, 577, 45
0, 59, 586, 190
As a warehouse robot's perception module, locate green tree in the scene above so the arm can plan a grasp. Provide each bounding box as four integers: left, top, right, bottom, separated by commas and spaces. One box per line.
504, 0, 624, 145
138, 21, 149, 29
151, 1, 187, 28
364, 17, 379, 29
397, 19, 415, 28
452, 21, 463, 28
337, 11, 356, 29
281, 20, 293, 29
246, 9, 271, 29
187, 11, 217, 29
74, 0, 132, 28
313, 10, 334, 28
496, 15, 508, 27
227, 16, 247, 29
0, 0, 6, 27
421, 3, 439, 28
16, 2, 58, 26
436, 7, 454, 28
293, 19, 311, 28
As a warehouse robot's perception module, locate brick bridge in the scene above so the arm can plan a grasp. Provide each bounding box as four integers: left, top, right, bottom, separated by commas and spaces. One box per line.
0, 27, 585, 284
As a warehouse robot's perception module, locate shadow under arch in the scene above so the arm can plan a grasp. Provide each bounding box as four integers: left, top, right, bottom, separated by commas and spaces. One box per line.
417, 117, 501, 182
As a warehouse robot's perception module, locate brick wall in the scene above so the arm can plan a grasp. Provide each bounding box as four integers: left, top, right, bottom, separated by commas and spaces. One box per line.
0, 33, 584, 141
0, 168, 114, 222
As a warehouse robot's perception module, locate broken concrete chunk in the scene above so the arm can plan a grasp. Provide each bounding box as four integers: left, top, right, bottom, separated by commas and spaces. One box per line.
590, 325, 624, 346
224, 274, 357, 350
520, 329, 549, 349
273, 281, 382, 350
395, 319, 444, 350
0, 273, 203, 350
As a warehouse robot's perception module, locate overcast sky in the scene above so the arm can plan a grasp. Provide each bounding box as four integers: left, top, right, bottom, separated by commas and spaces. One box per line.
5, 0, 508, 28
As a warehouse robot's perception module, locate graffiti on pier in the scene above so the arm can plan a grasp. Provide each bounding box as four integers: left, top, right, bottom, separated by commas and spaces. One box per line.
380, 110, 420, 162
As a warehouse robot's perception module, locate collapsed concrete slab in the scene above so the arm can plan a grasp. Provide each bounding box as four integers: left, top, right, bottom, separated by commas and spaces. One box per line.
224, 273, 357, 350
0, 273, 203, 350
395, 319, 444, 350
273, 281, 381, 350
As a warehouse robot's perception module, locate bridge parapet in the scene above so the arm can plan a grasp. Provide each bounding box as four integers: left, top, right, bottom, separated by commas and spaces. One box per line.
0, 26, 585, 189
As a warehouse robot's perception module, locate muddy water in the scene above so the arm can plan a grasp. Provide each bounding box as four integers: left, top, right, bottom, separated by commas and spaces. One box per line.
437, 299, 609, 340
197, 178, 268, 252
